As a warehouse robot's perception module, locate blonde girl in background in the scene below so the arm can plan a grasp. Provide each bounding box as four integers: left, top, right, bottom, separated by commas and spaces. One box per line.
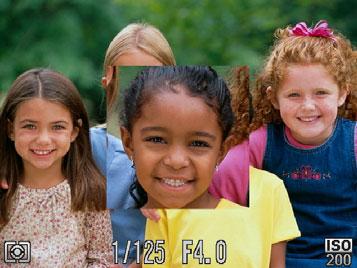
0, 68, 112, 267
101, 23, 176, 114
89, 23, 176, 266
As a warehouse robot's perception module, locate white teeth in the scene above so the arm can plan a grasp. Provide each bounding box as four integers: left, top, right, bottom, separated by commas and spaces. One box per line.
162, 178, 186, 187
32, 150, 52, 155
299, 116, 318, 122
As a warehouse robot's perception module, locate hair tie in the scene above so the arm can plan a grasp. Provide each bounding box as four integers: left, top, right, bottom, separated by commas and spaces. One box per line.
289, 20, 336, 41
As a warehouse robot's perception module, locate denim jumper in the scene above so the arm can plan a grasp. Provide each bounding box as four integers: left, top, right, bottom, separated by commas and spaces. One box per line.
263, 118, 357, 267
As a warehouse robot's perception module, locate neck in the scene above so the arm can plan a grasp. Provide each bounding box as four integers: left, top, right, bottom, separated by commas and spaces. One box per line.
184, 192, 219, 209
21, 163, 65, 189
146, 191, 219, 209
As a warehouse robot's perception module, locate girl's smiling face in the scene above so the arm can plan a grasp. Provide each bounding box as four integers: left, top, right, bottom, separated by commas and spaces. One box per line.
121, 86, 223, 208
271, 64, 347, 145
10, 98, 78, 178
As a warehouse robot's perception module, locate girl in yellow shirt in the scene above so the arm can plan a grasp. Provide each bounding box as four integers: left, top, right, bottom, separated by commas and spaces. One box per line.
119, 66, 300, 267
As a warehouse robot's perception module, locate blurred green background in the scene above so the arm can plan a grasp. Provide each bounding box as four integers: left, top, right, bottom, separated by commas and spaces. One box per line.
1, 0, 356, 125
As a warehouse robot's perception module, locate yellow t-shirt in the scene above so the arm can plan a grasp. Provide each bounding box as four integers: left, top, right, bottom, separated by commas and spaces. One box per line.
143, 167, 300, 268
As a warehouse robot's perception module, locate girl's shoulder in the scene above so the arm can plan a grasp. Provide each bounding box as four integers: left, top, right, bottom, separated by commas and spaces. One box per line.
15, 180, 71, 205
339, 117, 356, 124
249, 125, 268, 148
90, 126, 107, 147
249, 166, 286, 194
89, 126, 124, 152
249, 166, 300, 242
8, 180, 72, 221
249, 125, 268, 168
216, 198, 242, 209
249, 167, 287, 208
17, 180, 70, 196
249, 125, 268, 140
90, 126, 125, 173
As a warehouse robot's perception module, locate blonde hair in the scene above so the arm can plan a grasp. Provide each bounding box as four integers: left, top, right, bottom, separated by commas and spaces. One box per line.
103, 23, 176, 110
251, 23, 357, 131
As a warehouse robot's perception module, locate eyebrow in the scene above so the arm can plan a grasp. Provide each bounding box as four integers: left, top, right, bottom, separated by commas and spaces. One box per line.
141, 127, 217, 141
287, 87, 331, 92
52, 121, 69, 125
314, 87, 331, 91
19, 119, 69, 124
141, 126, 166, 133
191, 131, 217, 141
19, 119, 37, 124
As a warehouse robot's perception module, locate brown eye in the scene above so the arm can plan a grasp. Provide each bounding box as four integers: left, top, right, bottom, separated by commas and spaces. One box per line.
23, 124, 36, 130
288, 92, 300, 98
316, 90, 328, 95
190, 140, 210, 148
52, 125, 65, 130
145, 136, 166, 144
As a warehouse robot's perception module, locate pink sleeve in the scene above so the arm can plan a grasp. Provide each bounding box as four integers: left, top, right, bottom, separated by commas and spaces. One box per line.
209, 140, 249, 206
249, 125, 268, 169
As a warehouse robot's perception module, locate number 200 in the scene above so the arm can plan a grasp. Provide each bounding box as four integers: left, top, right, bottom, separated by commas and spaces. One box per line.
326, 253, 352, 267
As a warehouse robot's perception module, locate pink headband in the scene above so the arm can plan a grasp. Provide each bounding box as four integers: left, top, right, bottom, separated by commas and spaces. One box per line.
288, 20, 336, 41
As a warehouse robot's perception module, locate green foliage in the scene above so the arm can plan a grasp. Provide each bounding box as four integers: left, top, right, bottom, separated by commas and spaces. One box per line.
0, 0, 125, 124
0, 0, 355, 124
113, 0, 355, 67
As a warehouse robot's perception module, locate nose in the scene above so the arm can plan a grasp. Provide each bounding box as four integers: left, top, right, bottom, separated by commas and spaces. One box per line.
301, 96, 316, 111
36, 129, 51, 145
163, 146, 190, 170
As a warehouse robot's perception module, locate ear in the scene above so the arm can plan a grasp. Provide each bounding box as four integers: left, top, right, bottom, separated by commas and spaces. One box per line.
70, 119, 81, 142
7, 120, 14, 141
101, 76, 108, 88
101, 66, 114, 89
267, 86, 280, 109
120, 126, 134, 159
337, 87, 348, 107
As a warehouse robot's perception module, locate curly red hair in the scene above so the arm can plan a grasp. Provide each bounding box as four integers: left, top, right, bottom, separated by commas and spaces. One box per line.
251, 23, 357, 132
222, 66, 250, 154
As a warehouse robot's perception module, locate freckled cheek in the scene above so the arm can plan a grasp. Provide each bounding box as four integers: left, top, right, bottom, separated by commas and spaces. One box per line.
279, 103, 299, 119
321, 101, 338, 112
279, 99, 296, 110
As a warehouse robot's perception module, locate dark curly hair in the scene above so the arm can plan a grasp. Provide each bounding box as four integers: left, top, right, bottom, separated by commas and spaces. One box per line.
120, 66, 235, 207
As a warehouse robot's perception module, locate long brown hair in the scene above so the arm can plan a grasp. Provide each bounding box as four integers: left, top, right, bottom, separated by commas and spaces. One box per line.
250, 23, 357, 132
0, 68, 106, 226
103, 23, 176, 112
